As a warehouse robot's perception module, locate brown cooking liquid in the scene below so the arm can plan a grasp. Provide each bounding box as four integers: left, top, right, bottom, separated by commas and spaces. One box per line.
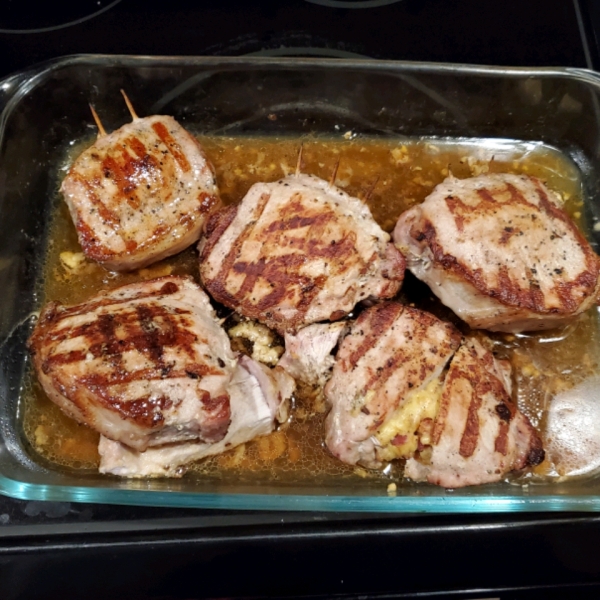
22, 135, 599, 485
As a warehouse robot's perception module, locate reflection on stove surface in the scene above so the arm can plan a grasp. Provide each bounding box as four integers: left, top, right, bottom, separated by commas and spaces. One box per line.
0, 0, 122, 33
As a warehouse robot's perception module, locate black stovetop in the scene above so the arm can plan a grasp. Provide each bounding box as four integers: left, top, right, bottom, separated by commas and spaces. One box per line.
3, 2, 600, 598
0, 0, 598, 76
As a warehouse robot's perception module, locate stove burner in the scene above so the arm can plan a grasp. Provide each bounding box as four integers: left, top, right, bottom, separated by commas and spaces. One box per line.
0, 0, 122, 34
304, 0, 403, 8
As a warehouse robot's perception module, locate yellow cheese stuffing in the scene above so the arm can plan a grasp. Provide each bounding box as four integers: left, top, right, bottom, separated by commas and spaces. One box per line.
376, 378, 443, 461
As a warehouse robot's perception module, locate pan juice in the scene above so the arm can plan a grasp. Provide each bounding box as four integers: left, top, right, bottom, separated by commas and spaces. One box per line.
22, 134, 598, 484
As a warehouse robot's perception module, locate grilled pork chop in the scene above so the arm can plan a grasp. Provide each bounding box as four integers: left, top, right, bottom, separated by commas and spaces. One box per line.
393, 173, 600, 332
405, 338, 545, 488
324, 302, 461, 467
29, 277, 239, 451
198, 173, 405, 334
61, 114, 221, 271
99, 358, 294, 477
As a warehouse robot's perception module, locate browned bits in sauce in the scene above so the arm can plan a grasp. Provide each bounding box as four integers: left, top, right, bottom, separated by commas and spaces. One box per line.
22, 135, 599, 484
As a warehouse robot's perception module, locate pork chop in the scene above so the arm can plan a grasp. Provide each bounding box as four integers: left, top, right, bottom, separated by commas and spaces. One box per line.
99, 358, 295, 477
324, 302, 461, 467
404, 337, 545, 487
61, 115, 221, 271
28, 276, 237, 451
198, 173, 405, 334
393, 173, 600, 332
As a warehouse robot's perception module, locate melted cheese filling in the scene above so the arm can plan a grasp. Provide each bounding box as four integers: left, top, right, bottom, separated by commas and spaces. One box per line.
376, 378, 443, 460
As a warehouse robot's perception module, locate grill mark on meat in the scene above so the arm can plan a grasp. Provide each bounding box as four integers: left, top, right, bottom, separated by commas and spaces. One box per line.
433, 345, 516, 455
198, 192, 219, 214
29, 277, 239, 451
151, 121, 190, 172
422, 219, 597, 316
494, 402, 514, 455
105, 394, 174, 428
363, 347, 410, 412
444, 196, 465, 232
412, 176, 600, 323
459, 379, 482, 458
265, 197, 334, 232
344, 302, 404, 370
102, 153, 141, 210
41, 309, 214, 384
207, 192, 273, 306
199, 205, 239, 260
72, 174, 121, 229
54, 280, 182, 321
125, 135, 147, 159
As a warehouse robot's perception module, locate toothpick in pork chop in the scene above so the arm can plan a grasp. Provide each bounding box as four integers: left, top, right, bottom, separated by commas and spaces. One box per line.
198, 161, 405, 334
61, 91, 221, 271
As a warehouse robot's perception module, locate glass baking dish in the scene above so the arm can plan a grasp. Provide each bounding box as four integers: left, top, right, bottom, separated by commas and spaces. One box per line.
2, 54, 600, 512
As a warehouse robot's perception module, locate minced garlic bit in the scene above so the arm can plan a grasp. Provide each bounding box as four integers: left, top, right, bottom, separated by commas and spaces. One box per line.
59, 251, 88, 273
387, 482, 397, 494
391, 146, 411, 165
521, 364, 540, 378
228, 321, 283, 366
34, 425, 49, 446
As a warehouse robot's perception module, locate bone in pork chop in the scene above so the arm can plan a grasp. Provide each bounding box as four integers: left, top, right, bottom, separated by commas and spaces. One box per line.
393, 173, 600, 332
61, 113, 221, 271
324, 302, 461, 468
404, 338, 545, 488
29, 277, 244, 452
99, 357, 294, 477
198, 173, 405, 334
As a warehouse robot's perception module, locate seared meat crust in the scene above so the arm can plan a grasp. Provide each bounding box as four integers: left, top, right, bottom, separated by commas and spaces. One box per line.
199, 174, 405, 334
393, 174, 600, 332
324, 302, 461, 467
61, 115, 221, 271
28, 276, 236, 451
405, 338, 545, 487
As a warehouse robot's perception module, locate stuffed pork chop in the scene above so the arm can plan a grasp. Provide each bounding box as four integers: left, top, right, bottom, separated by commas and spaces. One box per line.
324, 302, 461, 468
393, 173, 600, 332
28, 276, 295, 454
61, 108, 221, 271
323, 303, 545, 487
404, 338, 545, 488
199, 173, 405, 334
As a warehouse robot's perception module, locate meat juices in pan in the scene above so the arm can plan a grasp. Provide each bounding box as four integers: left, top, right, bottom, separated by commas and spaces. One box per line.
61, 101, 221, 271
28, 276, 294, 476
198, 173, 405, 334
394, 173, 600, 332
323, 302, 544, 487
29, 140, 592, 478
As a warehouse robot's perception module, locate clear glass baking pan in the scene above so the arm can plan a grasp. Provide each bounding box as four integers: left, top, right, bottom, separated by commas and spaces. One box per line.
3, 54, 600, 512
